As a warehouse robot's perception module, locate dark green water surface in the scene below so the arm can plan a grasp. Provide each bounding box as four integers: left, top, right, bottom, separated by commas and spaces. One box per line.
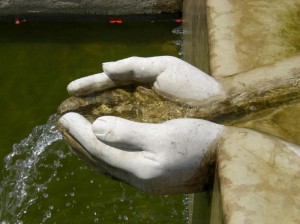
0, 20, 187, 223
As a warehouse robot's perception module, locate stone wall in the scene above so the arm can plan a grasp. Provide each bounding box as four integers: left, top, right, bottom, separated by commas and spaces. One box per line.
0, 0, 182, 16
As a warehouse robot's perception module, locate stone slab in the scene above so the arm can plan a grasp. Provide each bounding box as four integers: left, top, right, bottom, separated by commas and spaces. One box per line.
204, 0, 300, 223
217, 128, 300, 224
207, 0, 300, 77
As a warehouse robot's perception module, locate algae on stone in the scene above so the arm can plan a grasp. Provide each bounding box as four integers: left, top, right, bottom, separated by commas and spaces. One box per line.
280, 8, 300, 53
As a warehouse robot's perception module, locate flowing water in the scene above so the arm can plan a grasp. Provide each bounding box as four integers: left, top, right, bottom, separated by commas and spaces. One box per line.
0, 114, 64, 223
0, 20, 188, 223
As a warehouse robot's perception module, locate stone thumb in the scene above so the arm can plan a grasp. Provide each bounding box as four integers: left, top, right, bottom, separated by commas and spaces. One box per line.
92, 116, 158, 151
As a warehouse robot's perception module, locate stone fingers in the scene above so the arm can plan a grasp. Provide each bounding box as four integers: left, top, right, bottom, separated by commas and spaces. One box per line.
92, 116, 161, 150
58, 112, 161, 180
67, 73, 118, 96
67, 56, 173, 96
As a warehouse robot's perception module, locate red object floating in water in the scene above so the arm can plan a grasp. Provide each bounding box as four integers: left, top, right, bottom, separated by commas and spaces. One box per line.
175, 19, 184, 23
109, 19, 123, 24
15, 19, 21, 25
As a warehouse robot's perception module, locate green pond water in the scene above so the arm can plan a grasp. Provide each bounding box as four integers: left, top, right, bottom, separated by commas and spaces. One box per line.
0, 20, 188, 223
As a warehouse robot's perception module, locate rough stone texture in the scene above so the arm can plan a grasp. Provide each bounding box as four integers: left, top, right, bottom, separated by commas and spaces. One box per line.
0, 0, 182, 16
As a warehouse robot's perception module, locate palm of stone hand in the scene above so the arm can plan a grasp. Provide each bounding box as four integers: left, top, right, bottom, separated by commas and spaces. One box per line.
58, 56, 225, 194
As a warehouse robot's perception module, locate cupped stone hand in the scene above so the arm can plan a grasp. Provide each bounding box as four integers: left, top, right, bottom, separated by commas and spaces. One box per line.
67, 56, 224, 105
58, 112, 223, 194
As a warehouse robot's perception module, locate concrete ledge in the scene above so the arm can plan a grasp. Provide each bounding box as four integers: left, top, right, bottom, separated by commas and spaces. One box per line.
0, 0, 182, 16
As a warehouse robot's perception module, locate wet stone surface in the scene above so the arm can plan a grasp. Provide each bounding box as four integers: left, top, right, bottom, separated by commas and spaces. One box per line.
58, 86, 208, 123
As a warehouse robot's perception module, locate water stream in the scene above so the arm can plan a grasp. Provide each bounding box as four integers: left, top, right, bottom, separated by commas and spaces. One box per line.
0, 114, 65, 223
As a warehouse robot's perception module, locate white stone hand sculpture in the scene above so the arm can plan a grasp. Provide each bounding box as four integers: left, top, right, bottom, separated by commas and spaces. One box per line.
59, 56, 300, 195
60, 56, 228, 194
67, 56, 225, 105
58, 112, 223, 194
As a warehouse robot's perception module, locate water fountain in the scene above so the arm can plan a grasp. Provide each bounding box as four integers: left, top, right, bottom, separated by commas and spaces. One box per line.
0, 0, 299, 223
